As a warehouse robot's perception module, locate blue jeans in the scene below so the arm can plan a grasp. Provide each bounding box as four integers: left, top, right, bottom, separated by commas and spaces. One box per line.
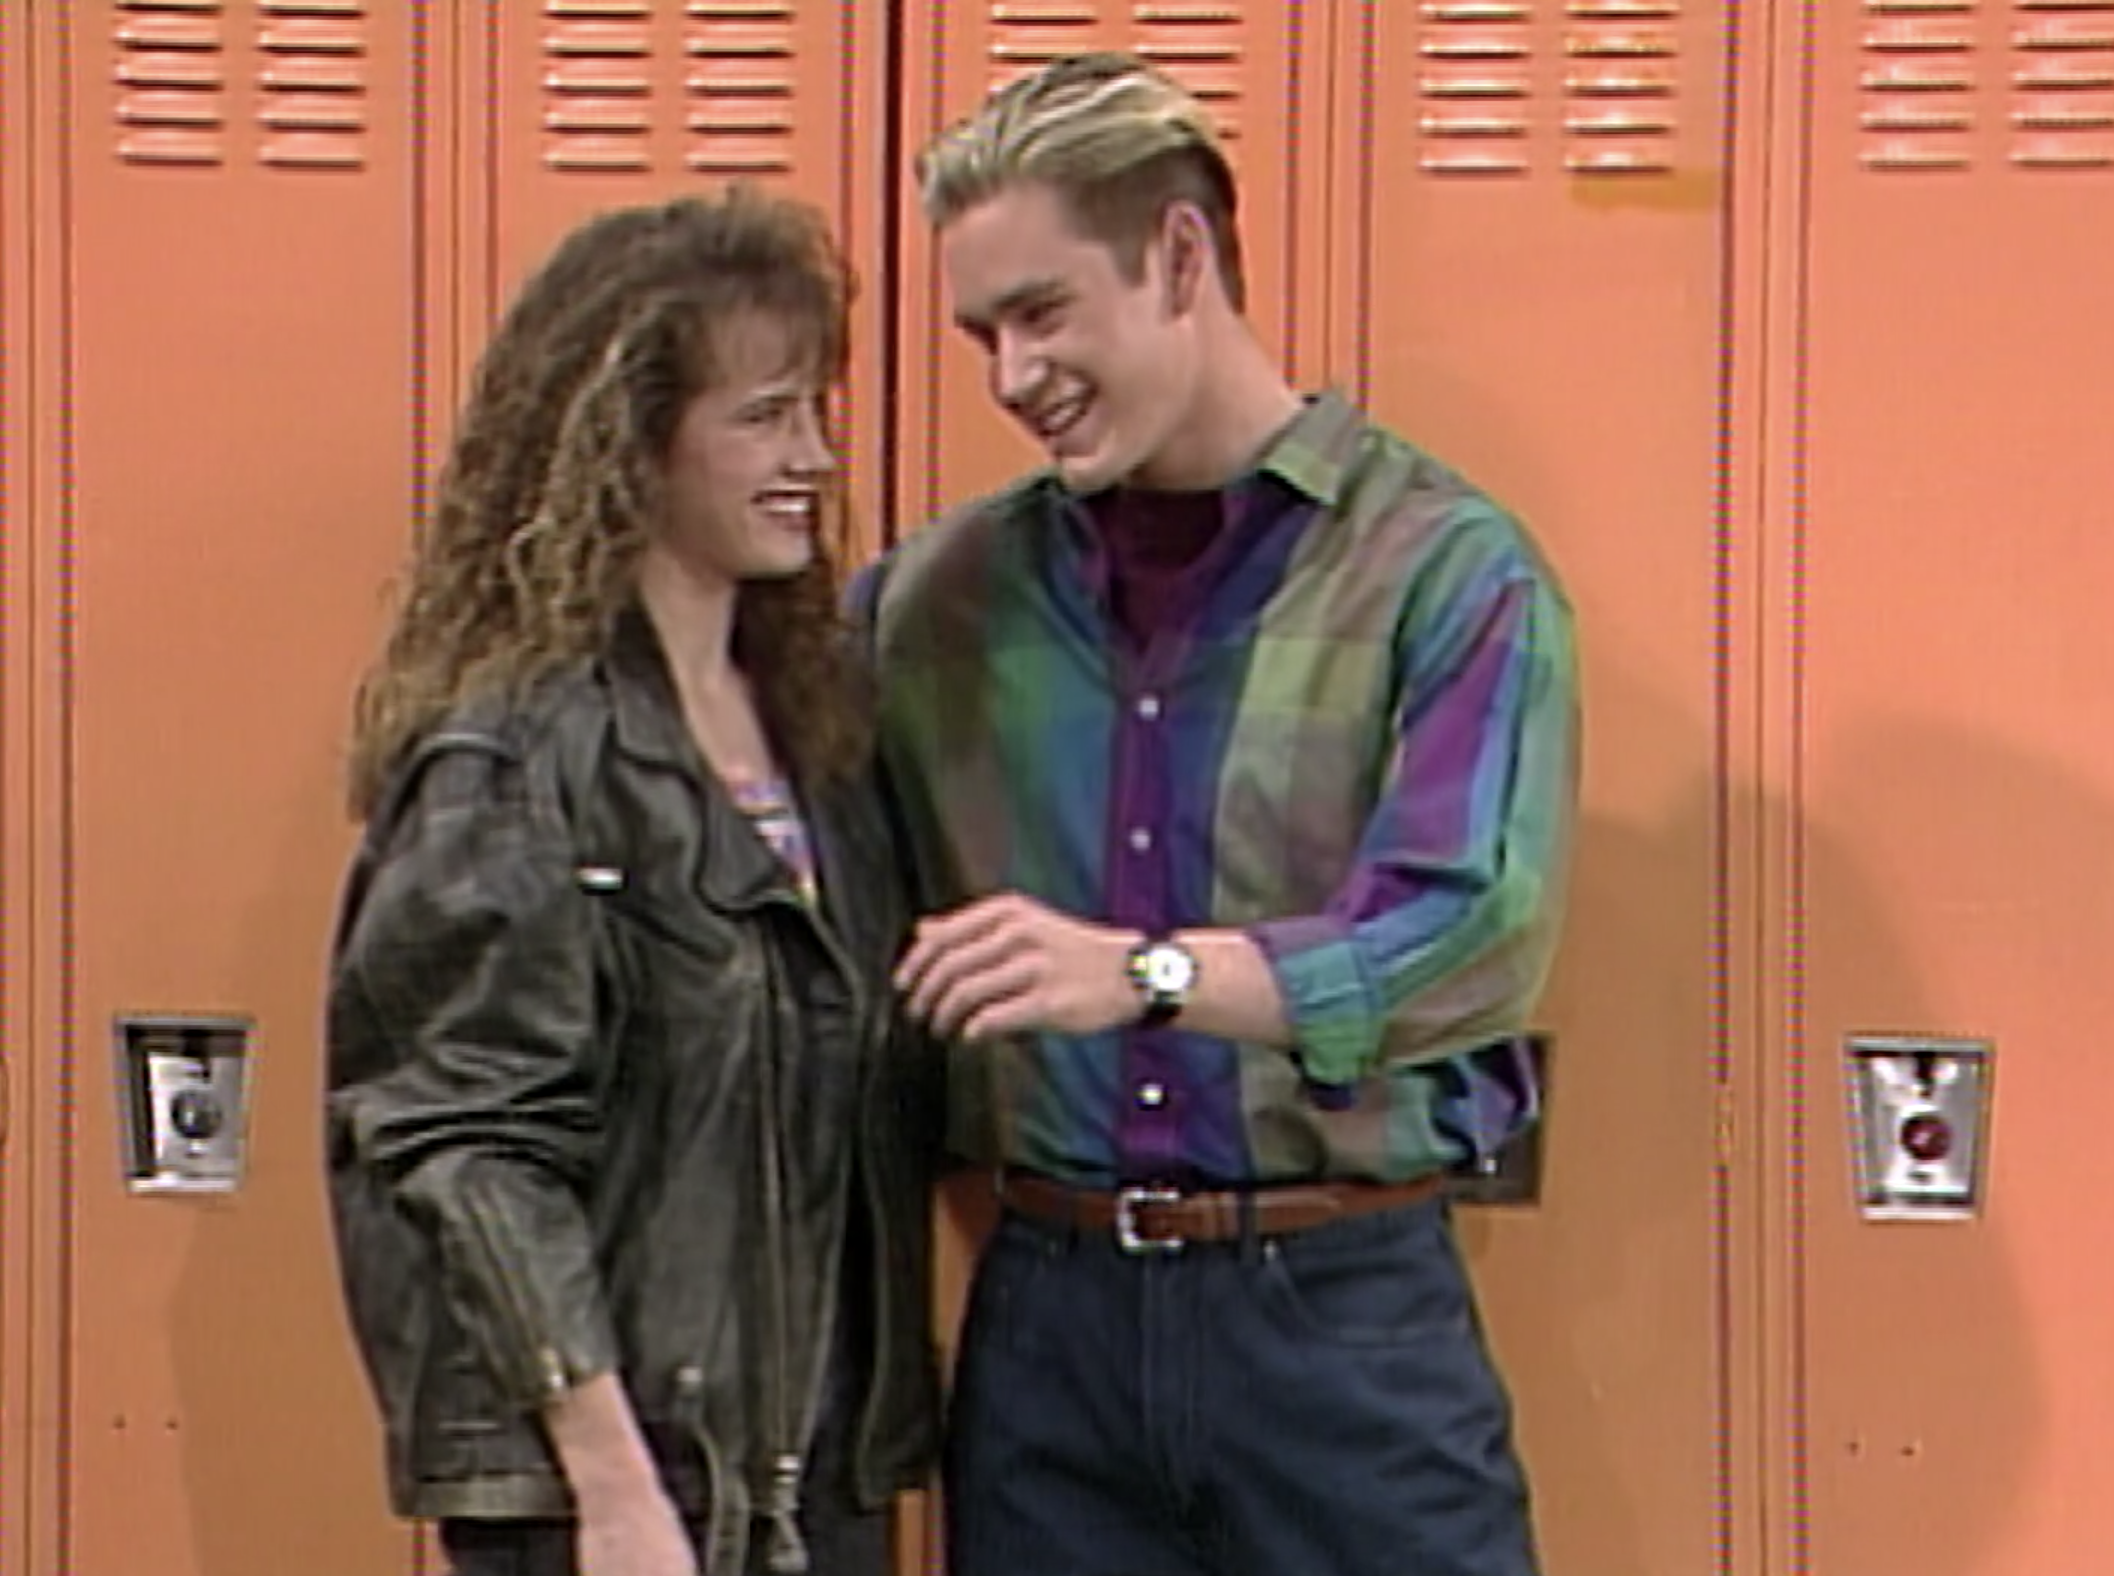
944, 1191, 1541, 1576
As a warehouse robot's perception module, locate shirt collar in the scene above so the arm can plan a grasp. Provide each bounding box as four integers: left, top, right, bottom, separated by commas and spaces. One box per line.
1040, 386, 1362, 515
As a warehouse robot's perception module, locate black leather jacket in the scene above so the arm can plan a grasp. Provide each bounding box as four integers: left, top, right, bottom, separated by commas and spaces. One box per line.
322, 609, 942, 1574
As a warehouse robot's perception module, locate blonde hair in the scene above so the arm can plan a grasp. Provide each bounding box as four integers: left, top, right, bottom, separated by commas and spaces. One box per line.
915, 51, 1247, 310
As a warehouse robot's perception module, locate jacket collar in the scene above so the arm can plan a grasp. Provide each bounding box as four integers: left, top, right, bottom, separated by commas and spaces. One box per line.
602, 602, 789, 914
599, 602, 891, 951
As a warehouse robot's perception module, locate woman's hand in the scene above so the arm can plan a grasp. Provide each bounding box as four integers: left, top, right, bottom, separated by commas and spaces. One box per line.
576, 1491, 699, 1576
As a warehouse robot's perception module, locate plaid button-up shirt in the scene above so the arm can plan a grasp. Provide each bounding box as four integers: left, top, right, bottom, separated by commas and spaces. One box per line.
855, 390, 1581, 1188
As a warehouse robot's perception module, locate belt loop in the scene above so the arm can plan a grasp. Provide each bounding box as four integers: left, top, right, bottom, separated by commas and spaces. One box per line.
1237, 1191, 1262, 1262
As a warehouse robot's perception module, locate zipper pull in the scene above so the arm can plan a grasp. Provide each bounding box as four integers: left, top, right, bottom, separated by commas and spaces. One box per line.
764, 1452, 809, 1575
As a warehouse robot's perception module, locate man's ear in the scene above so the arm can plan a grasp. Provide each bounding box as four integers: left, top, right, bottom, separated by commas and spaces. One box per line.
1159, 201, 1210, 317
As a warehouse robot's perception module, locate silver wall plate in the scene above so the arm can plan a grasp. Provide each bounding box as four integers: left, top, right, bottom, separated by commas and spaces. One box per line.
113, 1014, 256, 1195
1844, 1034, 1993, 1221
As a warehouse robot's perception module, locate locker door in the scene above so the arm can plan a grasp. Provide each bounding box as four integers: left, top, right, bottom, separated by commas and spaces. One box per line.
56, 5, 428, 1573
1335, 6, 1735, 1573
480, 3, 891, 556
0, 10, 49, 1576
1791, 5, 2114, 1572
892, 1, 1333, 529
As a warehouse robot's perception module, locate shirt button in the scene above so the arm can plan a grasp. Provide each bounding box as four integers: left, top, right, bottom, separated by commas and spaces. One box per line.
1128, 827, 1153, 853
1138, 1082, 1167, 1109
1136, 693, 1162, 721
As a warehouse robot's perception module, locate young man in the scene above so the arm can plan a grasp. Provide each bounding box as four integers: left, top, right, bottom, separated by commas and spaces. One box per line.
854, 51, 1580, 1576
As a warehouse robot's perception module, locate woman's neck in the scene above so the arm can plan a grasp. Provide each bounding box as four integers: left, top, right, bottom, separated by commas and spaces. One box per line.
635, 543, 738, 701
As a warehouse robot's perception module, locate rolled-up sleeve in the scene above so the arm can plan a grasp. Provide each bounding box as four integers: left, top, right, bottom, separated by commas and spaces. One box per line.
1249, 509, 1580, 1091
329, 744, 617, 1409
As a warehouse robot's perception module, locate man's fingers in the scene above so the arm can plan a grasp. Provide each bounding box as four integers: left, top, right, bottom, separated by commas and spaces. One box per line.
930, 955, 1040, 1040
903, 926, 1020, 1023
896, 899, 1014, 991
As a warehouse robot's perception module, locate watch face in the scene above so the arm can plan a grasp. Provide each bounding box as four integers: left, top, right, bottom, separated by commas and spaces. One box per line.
1142, 944, 1196, 996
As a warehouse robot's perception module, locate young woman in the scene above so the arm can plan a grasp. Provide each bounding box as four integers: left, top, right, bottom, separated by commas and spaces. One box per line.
323, 189, 940, 1576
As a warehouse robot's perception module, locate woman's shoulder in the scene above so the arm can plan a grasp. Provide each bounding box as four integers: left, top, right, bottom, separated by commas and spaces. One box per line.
371, 658, 612, 833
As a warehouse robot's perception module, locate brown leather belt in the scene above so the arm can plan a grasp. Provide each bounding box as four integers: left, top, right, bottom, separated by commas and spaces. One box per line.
998, 1170, 1448, 1254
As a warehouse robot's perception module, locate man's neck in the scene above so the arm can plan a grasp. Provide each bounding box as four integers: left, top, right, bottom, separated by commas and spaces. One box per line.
1132, 330, 1302, 492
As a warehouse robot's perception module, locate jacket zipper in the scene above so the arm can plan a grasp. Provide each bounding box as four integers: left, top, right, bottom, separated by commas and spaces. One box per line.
754, 888, 865, 1574
752, 939, 804, 1571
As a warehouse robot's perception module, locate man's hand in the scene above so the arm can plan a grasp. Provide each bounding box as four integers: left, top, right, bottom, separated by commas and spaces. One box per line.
896, 893, 1142, 1041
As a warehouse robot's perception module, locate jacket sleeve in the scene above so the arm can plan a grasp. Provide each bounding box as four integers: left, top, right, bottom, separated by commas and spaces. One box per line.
1246, 506, 1582, 1092
328, 741, 618, 1410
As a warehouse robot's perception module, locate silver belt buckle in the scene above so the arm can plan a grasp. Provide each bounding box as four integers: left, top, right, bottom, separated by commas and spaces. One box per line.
1114, 1185, 1184, 1254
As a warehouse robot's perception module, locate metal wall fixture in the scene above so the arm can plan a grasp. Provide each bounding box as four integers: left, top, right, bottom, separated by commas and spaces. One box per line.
113, 1014, 257, 1195
1844, 1033, 1995, 1221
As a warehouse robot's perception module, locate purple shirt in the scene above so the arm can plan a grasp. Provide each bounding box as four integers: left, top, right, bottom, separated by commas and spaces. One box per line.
1086, 482, 1287, 1178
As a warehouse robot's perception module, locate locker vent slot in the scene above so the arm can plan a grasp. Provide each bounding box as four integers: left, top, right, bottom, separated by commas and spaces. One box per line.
1130, 4, 1245, 143
981, 7, 1247, 150
2011, 0, 2114, 168
1861, 0, 1976, 170
115, 0, 228, 168
1416, 0, 1531, 174
543, 0, 654, 172
1565, 0, 1680, 175
987, 4, 1101, 95
257, 0, 369, 170
686, 1, 797, 176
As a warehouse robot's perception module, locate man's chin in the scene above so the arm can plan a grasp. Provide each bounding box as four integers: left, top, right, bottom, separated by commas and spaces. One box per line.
1052, 446, 1126, 494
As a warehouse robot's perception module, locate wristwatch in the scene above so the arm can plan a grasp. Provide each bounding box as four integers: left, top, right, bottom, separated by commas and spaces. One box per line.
1126, 936, 1199, 1028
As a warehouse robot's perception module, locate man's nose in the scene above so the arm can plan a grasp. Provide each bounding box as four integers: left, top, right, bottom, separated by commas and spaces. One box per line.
993, 330, 1045, 409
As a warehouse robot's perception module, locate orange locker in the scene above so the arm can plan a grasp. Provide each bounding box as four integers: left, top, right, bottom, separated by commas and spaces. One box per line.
1334, 5, 1737, 1572
5, 7, 899, 1576
1, 10, 51, 1576
42, 4, 428, 1573
1783, 6, 2114, 1574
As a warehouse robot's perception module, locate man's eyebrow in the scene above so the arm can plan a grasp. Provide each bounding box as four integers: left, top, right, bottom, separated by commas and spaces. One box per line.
955, 280, 1066, 332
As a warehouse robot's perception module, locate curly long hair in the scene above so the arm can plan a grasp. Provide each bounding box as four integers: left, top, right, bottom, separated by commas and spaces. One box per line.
346, 187, 870, 819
